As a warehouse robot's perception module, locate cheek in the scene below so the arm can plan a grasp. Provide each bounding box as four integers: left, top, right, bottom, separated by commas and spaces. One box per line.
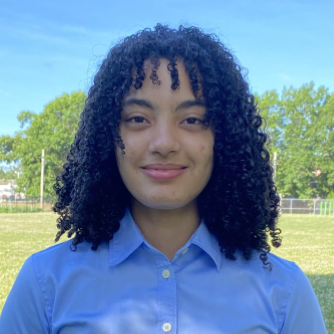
115, 137, 144, 175
198, 144, 214, 169
115, 149, 126, 178
199, 145, 206, 152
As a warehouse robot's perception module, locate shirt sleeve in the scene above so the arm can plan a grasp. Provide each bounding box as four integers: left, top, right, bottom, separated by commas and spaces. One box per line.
280, 264, 327, 334
0, 256, 50, 334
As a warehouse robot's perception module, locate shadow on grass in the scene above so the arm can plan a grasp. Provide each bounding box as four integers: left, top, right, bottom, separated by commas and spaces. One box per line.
306, 274, 334, 333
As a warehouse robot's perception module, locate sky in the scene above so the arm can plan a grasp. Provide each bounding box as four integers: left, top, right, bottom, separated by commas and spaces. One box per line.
0, 0, 333, 136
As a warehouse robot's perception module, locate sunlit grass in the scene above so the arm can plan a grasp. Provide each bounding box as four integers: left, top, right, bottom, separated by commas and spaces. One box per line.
0, 212, 59, 314
272, 214, 334, 333
0, 212, 333, 332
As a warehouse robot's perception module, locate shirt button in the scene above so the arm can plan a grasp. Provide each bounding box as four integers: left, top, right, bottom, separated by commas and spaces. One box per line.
162, 269, 171, 279
162, 323, 172, 332
181, 248, 188, 255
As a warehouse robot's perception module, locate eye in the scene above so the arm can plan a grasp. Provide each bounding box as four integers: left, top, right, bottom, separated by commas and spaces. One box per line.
182, 117, 203, 125
126, 116, 147, 123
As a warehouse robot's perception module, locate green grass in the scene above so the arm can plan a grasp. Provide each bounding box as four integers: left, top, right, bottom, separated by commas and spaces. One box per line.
0, 207, 42, 213
0, 213, 333, 332
271, 214, 334, 332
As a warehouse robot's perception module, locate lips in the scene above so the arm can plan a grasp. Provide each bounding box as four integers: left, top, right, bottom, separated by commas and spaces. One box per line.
142, 164, 185, 170
141, 164, 187, 180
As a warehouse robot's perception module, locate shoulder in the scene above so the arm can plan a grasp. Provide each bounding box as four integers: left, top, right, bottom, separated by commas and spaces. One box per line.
32, 238, 109, 259
263, 252, 312, 296
262, 253, 327, 332
256, 252, 306, 300
228, 251, 326, 332
222, 251, 302, 311
30, 239, 109, 280
219, 250, 305, 301
247, 251, 307, 297
229, 249, 301, 278
31, 239, 90, 265
266, 251, 302, 278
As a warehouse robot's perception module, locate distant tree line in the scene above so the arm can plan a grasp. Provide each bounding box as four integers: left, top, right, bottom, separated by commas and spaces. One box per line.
255, 82, 334, 199
0, 91, 85, 198
0, 83, 333, 199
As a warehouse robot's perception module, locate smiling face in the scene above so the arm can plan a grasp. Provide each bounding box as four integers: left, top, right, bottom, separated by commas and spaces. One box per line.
115, 58, 214, 211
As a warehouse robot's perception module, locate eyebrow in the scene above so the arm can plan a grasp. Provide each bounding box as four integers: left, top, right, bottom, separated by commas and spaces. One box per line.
175, 100, 206, 111
123, 98, 154, 110
123, 98, 206, 112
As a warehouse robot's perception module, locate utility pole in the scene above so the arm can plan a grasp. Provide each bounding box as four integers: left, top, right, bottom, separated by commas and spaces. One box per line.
40, 149, 45, 210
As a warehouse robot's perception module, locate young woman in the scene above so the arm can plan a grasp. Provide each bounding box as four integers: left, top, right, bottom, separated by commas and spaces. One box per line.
0, 24, 326, 333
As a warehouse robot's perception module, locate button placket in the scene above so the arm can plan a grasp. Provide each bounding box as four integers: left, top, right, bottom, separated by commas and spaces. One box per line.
154, 255, 177, 334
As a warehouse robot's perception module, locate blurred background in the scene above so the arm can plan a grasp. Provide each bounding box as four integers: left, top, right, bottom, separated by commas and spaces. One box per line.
0, 0, 333, 210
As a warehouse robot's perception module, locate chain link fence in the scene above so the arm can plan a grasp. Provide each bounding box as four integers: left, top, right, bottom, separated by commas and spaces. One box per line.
0, 196, 54, 213
1, 196, 333, 215
280, 199, 334, 215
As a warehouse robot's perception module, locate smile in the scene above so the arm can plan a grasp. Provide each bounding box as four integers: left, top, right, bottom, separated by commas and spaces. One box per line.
141, 164, 187, 180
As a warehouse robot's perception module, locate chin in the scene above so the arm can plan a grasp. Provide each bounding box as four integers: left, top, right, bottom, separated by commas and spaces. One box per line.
139, 198, 191, 211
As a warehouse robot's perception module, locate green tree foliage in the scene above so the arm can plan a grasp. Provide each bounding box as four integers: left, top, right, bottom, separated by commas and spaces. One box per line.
257, 82, 334, 198
0, 166, 19, 180
254, 90, 283, 156
0, 136, 16, 163
0, 91, 86, 197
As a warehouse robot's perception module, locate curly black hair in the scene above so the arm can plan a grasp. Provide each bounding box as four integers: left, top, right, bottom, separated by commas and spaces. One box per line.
53, 24, 282, 269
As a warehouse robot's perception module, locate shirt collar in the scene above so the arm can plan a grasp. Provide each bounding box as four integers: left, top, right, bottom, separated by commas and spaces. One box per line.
109, 207, 222, 271
187, 220, 222, 272
109, 208, 144, 266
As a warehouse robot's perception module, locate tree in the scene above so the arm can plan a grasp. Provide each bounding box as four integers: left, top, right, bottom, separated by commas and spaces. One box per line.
0, 136, 16, 163
0, 165, 22, 180
0, 91, 86, 197
257, 82, 334, 198
254, 90, 284, 157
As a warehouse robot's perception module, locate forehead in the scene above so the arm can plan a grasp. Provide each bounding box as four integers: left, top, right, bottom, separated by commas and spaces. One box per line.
141, 57, 186, 74
126, 57, 202, 102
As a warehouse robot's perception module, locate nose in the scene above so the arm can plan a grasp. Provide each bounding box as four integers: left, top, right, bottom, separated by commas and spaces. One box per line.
147, 119, 181, 157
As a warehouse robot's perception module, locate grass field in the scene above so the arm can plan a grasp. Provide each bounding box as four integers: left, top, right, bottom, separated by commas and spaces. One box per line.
0, 212, 333, 332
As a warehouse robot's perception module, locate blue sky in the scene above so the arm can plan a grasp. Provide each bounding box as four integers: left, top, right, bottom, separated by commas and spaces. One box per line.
1, 0, 333, 136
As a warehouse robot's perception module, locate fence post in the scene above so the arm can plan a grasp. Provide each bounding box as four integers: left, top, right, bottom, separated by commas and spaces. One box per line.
40, 149, 45, 211
290, 199, 292, 214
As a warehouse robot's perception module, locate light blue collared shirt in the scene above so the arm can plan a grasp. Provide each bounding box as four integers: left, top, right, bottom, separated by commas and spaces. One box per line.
0, 208, 327, 333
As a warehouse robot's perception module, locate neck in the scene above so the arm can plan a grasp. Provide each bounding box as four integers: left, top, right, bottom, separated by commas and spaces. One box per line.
130, 199, 200, 260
